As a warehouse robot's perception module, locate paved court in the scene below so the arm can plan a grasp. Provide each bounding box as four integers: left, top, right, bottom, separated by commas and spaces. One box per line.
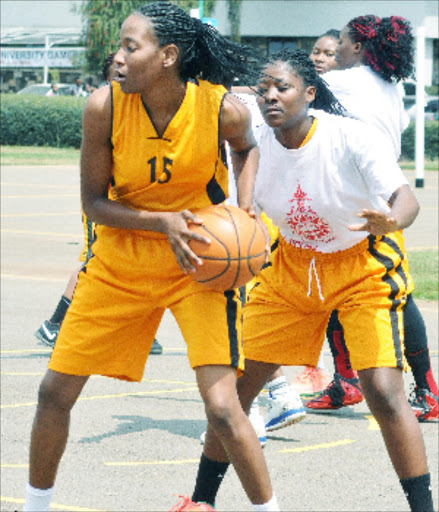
1, 165, 438, 512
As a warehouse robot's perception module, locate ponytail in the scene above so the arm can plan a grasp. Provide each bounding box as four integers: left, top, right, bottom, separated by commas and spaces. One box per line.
136, 1, 264, 86
347, 14, 414, 82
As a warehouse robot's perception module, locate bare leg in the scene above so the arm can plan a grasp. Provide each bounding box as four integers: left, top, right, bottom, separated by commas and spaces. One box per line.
358, 367, 428, 479
266, 366, 285, 383
29, 370, 89, 489
63, 264, 83, 301
196, 362, 278, 505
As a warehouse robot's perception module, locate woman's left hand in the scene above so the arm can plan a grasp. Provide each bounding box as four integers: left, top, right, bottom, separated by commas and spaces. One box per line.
349, 209, 398, 236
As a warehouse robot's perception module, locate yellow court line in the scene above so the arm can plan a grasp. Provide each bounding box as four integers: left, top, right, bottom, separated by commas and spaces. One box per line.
0, 372, 196, 388
1, 212, 79, 218
1, 349, 52, 354
0, 348, 188, 355
1, 182, 78, 189
3, 194, 79, 198
1, 386, 199, 409
1, 229, 81, 237
105, 458, 199, 467
1, 497, 104, 512
278, 439, 355, 453
364, 414, 381, 430
1, 274, 70, 282
407, 246, 438, 252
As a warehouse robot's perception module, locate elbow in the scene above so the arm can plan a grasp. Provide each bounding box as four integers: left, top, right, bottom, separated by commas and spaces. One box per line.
81, 195, 101, 224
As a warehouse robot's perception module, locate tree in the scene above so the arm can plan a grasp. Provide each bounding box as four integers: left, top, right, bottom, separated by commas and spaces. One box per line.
227, 0, 242, 43
74, 0, 217, 76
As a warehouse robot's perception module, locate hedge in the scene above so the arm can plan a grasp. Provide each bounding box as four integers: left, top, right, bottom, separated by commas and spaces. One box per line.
1, 93, 438, 159
0, 93, 87, 149
401, 121, 439, 161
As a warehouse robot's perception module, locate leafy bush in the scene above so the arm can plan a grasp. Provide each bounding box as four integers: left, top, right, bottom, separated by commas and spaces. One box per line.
0, 93, 86, 149
1, 93, 438, 160
401, 121, 439, 161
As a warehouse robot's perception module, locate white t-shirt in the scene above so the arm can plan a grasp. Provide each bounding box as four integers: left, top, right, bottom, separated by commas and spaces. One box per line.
254, 109, 408, 253
323, 66, 409, 159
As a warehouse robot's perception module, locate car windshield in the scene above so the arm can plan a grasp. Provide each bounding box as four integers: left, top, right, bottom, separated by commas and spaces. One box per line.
18, 85, 51, 95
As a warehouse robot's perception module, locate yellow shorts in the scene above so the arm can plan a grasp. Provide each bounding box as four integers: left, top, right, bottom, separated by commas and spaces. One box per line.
245, 212, 280, 299
244, 231, 412, 371
50, 225, 244, 382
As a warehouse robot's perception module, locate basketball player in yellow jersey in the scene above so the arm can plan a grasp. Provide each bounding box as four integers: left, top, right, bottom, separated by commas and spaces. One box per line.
23, 3, 278, 512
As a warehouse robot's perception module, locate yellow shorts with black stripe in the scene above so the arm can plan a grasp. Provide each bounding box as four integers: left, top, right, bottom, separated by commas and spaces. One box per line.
244, 231, 412, 371
49, 225, 244, 382
79, 212, 96, 263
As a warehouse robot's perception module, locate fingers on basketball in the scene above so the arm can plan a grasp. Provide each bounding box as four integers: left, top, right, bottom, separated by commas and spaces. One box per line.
188, 205, 266, 291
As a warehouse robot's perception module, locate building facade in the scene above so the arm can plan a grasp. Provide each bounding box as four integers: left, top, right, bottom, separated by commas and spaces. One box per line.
1, 0, 438, 93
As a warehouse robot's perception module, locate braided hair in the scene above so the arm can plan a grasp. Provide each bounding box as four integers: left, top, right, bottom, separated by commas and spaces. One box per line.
346, 15, 414, 82
322, 29, 340, 40
262, 49, 345, 116
102, 53, 116, 82
135, 1, 264, 86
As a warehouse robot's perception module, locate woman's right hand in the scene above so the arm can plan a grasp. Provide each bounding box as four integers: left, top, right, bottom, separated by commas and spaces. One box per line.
162, 210, 211, 274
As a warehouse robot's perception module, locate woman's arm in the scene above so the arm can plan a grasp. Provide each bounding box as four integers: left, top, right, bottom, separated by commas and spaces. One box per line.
349, 184, 419, 235
220, 94, 259, 213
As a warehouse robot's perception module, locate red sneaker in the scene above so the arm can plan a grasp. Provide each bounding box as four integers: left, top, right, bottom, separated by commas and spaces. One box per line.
169, 496, 215, 511
410, 387, 439, 422
292, 366, 332, 397
305, 373, 363, 410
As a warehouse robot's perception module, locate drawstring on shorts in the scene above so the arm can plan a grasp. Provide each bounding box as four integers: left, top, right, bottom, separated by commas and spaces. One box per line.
307, 257, 324, 301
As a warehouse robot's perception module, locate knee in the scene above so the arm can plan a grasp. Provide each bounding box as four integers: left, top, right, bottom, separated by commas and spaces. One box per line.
204, 397, 239, 434
37, 375, 78, 413
361, 375, 405, 418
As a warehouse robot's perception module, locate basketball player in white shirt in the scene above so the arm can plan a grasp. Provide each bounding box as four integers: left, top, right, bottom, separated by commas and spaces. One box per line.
194, 49, 434, 512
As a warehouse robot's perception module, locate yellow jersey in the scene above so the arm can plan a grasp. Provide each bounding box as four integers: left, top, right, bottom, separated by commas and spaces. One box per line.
110, 79, 229, 212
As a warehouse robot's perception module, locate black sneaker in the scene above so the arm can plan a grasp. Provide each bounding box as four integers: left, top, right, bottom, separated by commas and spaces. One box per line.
34, 320, 60, 348
149, 338, 163, 355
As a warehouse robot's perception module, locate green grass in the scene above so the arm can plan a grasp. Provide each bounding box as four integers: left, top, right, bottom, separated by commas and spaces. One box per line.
0, 145, 80, 165
1, 145, 437, 170
408, 251, 439, 301
399, 159, 438, 171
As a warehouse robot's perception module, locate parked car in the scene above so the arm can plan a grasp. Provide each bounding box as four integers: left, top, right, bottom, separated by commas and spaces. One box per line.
407, 98, 439, 121
16, 83, 72, 96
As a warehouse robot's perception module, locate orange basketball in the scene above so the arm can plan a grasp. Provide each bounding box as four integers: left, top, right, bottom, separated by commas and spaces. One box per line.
188, 204, 266, 291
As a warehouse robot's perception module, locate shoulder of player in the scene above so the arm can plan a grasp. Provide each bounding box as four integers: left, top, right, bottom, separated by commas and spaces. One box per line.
222, 93, 251, 123
219, 93, 252, 137
83, 85, 111, 121
82, 85, 112, 138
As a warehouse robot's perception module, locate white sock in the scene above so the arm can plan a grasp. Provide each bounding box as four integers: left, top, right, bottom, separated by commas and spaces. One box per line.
267, 376, 289, 399
23, 483, 53, 512
316, 350, 326, 370
252, 494, 279, 511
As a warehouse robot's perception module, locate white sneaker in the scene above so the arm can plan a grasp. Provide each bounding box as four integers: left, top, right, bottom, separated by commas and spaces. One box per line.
249, 400, 267, 448
264, 388, 306, 432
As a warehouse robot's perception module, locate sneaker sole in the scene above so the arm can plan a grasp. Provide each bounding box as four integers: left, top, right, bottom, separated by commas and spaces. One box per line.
34, 331, 55, 348
265, 410, 306, 432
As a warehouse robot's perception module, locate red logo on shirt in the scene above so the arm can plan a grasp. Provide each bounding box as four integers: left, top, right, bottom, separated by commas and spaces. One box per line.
286, 184, 335, 249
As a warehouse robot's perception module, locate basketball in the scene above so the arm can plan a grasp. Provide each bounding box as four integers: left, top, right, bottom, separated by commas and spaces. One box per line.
188, 204, 266, 291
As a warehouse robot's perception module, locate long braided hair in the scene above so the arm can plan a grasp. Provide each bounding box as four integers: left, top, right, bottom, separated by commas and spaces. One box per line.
346, 15, 414, 82
262, 49, 345, 116
135, 1, 264, 86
